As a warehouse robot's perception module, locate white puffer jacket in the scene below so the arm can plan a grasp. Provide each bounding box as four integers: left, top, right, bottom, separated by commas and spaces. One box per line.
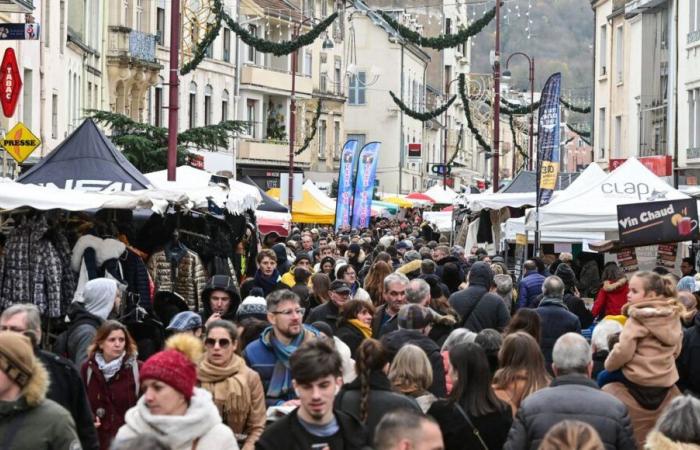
115, 388, 238, 450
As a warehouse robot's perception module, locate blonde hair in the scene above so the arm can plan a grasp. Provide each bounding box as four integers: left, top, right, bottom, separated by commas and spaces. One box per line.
631, 271, 677, 298
388, 344, 433, 395
539, 420, 605, 450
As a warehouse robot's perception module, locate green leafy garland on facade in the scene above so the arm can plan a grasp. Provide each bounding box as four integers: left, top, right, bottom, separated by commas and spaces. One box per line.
560, 98, 591, 114
294, 100, 323, 156
566, 123, 592, 146
447, 124, 464, 166
180, 0, 224, 75
389, 91, 457, 122
458, 73, 491, 153
223, 11, 338, 56
377, 6, 495, 50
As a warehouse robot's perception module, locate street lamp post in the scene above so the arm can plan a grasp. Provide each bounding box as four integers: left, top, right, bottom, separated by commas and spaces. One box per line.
492, 0, 501, 191
442, 78, 461, 190
166, 0, 181, 181
504, 52, 535, 171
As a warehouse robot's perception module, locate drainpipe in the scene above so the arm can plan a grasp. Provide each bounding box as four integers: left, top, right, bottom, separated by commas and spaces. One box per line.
671, 0, 679, 187
398, 43, 404, 194
590, 2, 596, 165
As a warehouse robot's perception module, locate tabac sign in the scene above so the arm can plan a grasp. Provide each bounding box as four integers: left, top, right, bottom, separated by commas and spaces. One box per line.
1, 122, 41, 163
0, 48, 21, 117
617, 198, 700, 247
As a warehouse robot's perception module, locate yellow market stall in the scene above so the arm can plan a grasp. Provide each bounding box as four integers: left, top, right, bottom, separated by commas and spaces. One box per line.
267, 187, 335, 224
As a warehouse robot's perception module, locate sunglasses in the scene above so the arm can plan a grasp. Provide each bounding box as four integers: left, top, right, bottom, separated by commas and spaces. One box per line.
204, 338, 232, 348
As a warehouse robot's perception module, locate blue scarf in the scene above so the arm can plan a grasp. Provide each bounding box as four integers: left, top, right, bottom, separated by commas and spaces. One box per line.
261, 325, 318, 399
254, 269, 281, 296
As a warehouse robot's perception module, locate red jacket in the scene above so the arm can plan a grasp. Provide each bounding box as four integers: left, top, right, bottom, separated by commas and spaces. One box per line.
81, 355, 141, 450
592, 278, 629, 318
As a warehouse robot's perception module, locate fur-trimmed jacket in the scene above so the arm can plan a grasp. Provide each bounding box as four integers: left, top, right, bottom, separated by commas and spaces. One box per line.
147, 244, 208, 311
644, 431, 700, 449
592, 278, 629, 318
71, 234, 126, 303
0, 357, 82, 449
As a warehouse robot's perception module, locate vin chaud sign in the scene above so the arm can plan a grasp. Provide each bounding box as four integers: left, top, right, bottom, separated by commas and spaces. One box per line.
617, 198, 700, 247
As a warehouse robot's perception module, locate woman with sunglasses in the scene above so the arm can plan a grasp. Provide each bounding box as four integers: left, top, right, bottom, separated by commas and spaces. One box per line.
198, 320, 266, 450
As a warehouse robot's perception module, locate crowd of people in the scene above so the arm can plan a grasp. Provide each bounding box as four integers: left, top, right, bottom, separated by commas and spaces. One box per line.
1, 222, 700, 450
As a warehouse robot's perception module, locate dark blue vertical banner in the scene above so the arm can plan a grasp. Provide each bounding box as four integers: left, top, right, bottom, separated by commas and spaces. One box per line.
351, 142, 381, 229
334, 140, 359, 231
536, 72, 562, 206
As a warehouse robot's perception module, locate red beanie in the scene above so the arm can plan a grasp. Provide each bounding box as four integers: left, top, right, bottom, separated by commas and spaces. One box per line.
140, 334, 201, 401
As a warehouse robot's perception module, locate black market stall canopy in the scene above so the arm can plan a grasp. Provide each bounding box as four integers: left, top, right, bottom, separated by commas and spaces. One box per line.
241, 176, 289, 213
240, 175, 292, 237
17, 119, 153, 192
500, 170, 580, 194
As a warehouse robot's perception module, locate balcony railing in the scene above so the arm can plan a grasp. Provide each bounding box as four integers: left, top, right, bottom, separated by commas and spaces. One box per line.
689, 30, 700, 45
687, 147, 700, 161
129, 30, 157, 62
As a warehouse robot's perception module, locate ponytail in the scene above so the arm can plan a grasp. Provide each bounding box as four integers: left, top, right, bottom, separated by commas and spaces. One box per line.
354, 339, 388, 423
632, 271, 677, 298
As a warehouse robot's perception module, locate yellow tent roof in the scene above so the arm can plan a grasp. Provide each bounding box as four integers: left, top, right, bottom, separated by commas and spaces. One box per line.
267, 187, 335, 224
382, 196, 413, 208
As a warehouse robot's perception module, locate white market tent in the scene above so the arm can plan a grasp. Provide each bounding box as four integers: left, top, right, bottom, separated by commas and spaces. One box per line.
145, 166, 261, 214
424, 184, 458, 204
524, 158, 689, 235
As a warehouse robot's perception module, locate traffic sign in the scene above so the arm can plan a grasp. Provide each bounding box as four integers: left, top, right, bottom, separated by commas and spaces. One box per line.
427, 163, 451, 176
1, 122, 41, 163
0, 48, 22, 117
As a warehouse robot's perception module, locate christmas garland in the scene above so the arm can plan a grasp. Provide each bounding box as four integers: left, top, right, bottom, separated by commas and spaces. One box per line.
458, 73, 491, 153
377, 6, 495, 50
223, 11, 338, 56
566, 122, 591, 138
389, 91, 457, 122
560, 98, 591, 114
180, 0, 224, 75
447, 124, 464, 166
294, 100, 323, 156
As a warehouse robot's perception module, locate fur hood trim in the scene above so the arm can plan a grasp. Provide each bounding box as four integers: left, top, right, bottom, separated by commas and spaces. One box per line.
344, 249, 366, 264
23, 358, 49, 407
645, 431, 700, 450
71, 235, 126, 272
397, 259, 422, 275
603, 277, 628, 292
623, 297, 684, 346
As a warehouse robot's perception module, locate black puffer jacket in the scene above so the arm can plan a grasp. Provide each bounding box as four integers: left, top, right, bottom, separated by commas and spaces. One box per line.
678, 311, 700, 396
271, 243, 292, 275
504, 375, 636, 450
448, 262, 509, 332
381, 329, 446, 397
200, 275, 242, 323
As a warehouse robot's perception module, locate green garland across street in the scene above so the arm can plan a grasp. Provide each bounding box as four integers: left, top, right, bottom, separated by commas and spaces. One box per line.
294, 100, 323, 156
377, 6, 496, 50
458, 73, 492, 153
389, 91, 457, 122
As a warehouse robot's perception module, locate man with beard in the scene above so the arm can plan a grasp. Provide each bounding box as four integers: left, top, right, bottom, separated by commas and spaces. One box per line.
244, 289, 320, 406
256, 340, 368, 450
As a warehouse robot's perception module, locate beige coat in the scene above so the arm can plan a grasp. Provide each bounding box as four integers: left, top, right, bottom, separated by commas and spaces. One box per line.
645, 431, 700, 449
604, 297, 684, 387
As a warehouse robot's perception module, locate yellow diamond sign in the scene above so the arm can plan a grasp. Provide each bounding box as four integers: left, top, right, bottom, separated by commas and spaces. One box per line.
1, 122, 41, 163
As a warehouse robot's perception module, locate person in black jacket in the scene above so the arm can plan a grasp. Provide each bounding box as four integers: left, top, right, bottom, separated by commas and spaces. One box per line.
0, 304, 99, 450
335, 299, 375, 358
305, 280, 352, 332
335, 339, 421, 443
448, 262, 510, 332
554, 263, 593, 329
678, 307, 700, 397
381, 304, 447, 397
534, 276, 581, 367
200, 274, 242, 328
256, 339, 369, 450
504, 333, 636, 450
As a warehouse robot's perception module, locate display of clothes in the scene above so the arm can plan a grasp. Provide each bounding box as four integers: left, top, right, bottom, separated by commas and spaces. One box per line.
0, 215, 74, 318
147, 240, 208, 312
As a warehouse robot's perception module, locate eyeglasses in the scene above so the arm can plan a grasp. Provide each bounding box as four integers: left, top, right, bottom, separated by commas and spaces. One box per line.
272, 308, 305, 317
204, 338, 232, 348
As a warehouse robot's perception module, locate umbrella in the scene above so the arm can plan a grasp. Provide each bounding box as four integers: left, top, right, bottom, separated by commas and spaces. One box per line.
406, 192, 436, 203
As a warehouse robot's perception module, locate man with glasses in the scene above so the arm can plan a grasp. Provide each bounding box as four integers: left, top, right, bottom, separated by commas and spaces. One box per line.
305, 280, 352, 332
244, 289, 320, 406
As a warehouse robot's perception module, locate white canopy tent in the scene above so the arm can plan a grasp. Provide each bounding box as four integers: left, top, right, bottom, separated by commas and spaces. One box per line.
503, 216, 606, 243
525, 158, 689, 234
424, 184, 458, 204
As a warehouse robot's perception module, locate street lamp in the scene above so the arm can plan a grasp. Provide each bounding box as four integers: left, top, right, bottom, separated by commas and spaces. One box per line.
504, 52, 535, 171
442, 78, 462, 190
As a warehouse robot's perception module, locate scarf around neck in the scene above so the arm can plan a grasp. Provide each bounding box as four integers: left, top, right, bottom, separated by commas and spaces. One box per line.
199, 355, 248, 425
96, 352, 126, 381
348, 319, 372, 339
254, 269, 281, 295
260, 325, 316, 398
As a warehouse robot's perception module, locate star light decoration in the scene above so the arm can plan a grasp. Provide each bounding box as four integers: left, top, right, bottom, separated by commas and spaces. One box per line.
181, 0, 218, 67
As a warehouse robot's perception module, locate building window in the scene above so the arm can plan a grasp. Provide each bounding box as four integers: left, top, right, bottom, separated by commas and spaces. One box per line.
247, 25, 257, 63
615, 26, 623, 82
303, 0, 313, 18
44, 0, 50, 48
204, 85, 213, 125
348, 72, 366, 105
223, 28, 231, 62
156, 7, 165, 45
222, 89, 229, 122
614, 115, 622, 158
52, 94, 58, 139
60, 0, 65, 54
205, 42, 213, 59
87, 81, 92, 115
154, 85, 163, 126
347, 133, 366, 150
322, 0, 328, 17
445, 17, 451, 35
189, 82, 197, 128
690, 0, 699, 34
689, 89, 699, 151
318, 120, 326, 159
319, 53, 327, 92
304, 50, 313, 77
334, 121, 341, 158
246, 99, 257, 137
598, 107, 606, 159
22, 69, 32, 129
135, 0, 143, 31
599, 24, 607, 76
334, 58, 342, 94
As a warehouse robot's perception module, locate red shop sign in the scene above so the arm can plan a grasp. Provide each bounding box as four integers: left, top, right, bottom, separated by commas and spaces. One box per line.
0, 48, 22, 117
609, 155, 673, 177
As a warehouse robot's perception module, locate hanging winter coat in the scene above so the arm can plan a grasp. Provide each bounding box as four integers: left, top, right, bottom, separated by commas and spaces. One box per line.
103, 249, 152, 308
71, 235, 127, 303
148, 243, 208, 311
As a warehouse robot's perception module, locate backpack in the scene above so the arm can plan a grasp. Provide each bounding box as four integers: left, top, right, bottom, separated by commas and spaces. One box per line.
52, 315, 102, 359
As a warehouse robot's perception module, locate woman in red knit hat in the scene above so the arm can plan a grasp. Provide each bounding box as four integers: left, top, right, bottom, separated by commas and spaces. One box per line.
114, 333, 238, 450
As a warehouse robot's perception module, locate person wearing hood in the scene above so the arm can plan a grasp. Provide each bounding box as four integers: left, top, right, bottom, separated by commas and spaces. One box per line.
433, 245, 466, 282
201, 275, 242, 328
271, 243, 292, 275
240, 249, 286, 299
114, 333, 238, 450
345, 243, 366, 274
63, 278, 122, 367
280, 253, 313, 288
592, 263, 629, 318
82, 320, 142, 450
448, 262, 510, 333
0, 332, 82, 450
198, 320, 266, 450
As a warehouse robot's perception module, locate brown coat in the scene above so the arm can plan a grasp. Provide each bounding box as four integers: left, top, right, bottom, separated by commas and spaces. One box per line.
604, 297, 684, 387
603, 382, 681, 448
148, 248, 208, 311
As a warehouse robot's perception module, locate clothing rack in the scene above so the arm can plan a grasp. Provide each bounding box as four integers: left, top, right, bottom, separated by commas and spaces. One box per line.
177, 228, 211, 241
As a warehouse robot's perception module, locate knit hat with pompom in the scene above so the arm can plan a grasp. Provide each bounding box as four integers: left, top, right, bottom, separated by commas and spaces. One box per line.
140, 333, 203, 401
